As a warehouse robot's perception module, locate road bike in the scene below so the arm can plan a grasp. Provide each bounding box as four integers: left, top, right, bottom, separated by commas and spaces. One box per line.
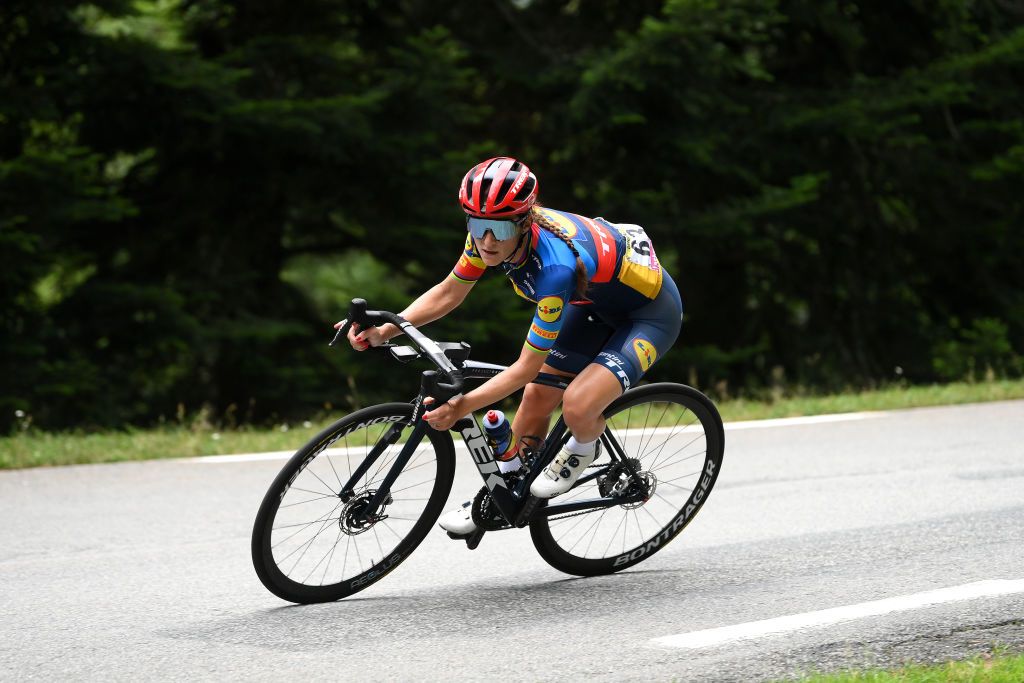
251, 299, 725, 603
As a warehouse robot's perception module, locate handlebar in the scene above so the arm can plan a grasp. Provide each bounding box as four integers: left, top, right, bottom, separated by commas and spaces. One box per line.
330, 298, 464, 401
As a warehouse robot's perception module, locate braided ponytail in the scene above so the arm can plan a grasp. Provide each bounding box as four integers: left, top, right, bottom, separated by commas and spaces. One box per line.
529, 205, 590, 301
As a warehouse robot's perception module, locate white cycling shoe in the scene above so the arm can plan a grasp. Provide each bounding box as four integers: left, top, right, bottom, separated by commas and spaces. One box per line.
438, 500, 477, 536
530, 443, 599, 498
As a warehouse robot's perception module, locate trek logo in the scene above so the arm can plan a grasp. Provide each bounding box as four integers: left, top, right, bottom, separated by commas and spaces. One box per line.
598, 351, 631, 390
458, 419, 508, 491
612, 458, 717, 567
632, 337, 657, 372
508, 164, 529, 199
537, 296, 564, 323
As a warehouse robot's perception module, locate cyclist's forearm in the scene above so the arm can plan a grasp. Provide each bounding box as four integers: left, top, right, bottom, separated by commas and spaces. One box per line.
460, 371, 531, 415
382, 280, 468, 340
459, 350, 545, 414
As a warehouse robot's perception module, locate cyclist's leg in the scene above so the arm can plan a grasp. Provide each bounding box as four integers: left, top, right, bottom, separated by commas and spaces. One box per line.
565, 272, 683, 438
513, 366, 573, 451
438, 306, 612, 536
533, 274, 683, 497
512, 304, 614, 448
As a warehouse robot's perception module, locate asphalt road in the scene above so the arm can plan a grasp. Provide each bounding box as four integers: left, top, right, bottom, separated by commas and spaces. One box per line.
2, 400, 1023, 681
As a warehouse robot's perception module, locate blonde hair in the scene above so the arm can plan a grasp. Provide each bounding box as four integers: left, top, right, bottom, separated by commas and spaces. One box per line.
527, 204, 590, 300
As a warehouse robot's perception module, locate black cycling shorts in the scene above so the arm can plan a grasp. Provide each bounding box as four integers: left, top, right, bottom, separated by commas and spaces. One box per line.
544, 272, 683, 391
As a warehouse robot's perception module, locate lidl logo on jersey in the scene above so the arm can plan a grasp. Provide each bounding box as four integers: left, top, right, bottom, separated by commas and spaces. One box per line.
537, 296, 564, 322
541, 209, 579, 238
632, 337, 657, 372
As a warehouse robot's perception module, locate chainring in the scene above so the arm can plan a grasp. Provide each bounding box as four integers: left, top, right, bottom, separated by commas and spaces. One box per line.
471, 486, 510, 531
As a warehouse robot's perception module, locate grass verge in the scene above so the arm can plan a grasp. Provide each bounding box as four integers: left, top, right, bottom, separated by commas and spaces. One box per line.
3, 378, 1024, 470
784, 652, 1024, 682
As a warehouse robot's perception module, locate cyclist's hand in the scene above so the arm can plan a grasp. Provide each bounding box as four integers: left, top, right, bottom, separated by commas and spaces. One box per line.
338, 322, 385, 351
423, 396, 464, 431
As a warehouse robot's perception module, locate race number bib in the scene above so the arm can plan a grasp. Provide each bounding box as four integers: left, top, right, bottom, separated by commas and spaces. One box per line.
615, 223, 657, 270
598, 219, 663, 299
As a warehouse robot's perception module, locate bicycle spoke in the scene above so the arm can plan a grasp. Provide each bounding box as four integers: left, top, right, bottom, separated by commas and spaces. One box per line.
272, 502, 342, 549
320, 527, 344, 586
648, 428, 704, 469
279, 494, 338, 509
646, 413, 699, 471
568, 509, 607, 555
659, 478, 699, 491
372, 523, 386, 560
653, 448, 707, 473
284, 512, 341, 575
324, 450, 345, 490
303, 528, 344, 584
601, 513, 629, 557
305, 467, 341, 498
288, 485, 338, 499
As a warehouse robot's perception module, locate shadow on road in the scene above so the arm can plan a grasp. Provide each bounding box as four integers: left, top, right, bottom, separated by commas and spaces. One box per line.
156, 566, 706, 652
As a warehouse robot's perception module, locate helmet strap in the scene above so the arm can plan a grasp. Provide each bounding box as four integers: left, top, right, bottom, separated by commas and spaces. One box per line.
502, 226, 530, 266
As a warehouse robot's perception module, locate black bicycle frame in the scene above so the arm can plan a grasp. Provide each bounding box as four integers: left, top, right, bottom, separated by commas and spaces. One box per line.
353, 358, 646, 527
331, 298, 646, 527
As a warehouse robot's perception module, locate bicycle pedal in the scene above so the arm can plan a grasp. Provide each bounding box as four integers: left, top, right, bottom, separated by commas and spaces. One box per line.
465, 528, 485, 550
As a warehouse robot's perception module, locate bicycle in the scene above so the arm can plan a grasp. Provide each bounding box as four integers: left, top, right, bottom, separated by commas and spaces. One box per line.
251, 299, 725, 604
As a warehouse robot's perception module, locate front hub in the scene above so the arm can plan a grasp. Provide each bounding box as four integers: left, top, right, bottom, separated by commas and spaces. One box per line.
339, 490, 392, 536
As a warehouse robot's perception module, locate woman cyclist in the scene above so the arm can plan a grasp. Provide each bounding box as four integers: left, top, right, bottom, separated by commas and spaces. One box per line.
342, 157, 683, 536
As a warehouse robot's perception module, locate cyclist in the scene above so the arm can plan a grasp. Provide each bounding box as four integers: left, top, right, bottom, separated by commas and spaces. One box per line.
343, 156, 683, 536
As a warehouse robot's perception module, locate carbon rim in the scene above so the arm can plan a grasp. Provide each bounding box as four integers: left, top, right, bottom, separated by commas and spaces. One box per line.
265, 413, 441, 590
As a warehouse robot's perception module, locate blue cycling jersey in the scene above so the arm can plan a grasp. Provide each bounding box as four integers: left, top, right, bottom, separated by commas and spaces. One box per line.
451, 207, 665, 354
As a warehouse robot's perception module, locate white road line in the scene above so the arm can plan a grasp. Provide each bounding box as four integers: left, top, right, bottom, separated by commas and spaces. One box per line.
184, 410, 886, 463
184, 445, 435, 464
650, 579, 1024, 649
723, 411, 883, 431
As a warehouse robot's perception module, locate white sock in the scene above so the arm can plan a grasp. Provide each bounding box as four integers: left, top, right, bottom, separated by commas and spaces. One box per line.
565, 436, 598, 456
497, 458, 522, 474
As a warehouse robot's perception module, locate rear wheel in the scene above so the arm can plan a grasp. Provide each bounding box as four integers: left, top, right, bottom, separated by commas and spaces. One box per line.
530, 383, 724, 576
252, 403, 455, 603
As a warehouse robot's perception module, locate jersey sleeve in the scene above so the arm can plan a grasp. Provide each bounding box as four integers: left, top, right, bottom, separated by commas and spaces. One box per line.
524, 266, 575, 354
449, 234, 487, 283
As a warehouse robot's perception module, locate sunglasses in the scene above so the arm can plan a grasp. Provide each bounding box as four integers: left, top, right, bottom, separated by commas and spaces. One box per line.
466, 215, 525, 242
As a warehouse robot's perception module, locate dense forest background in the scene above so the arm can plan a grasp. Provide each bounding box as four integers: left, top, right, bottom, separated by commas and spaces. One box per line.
3, 0, 1023, 431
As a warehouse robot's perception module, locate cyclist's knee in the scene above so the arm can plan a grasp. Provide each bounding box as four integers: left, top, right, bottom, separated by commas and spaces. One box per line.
561, 386, 599, 430
522, 382, 563, 413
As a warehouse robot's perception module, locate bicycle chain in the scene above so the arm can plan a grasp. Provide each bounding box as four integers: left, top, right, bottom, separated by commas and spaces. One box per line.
534, 464, 617, 523
487, 462, 648, 526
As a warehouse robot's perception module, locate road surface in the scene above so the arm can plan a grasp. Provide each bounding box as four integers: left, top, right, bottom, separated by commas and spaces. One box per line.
2, 400, 1023, 681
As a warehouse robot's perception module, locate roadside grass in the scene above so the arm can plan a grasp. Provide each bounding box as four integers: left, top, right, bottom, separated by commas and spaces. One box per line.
784, 651, 1024, 682
3, 378, 1024, 470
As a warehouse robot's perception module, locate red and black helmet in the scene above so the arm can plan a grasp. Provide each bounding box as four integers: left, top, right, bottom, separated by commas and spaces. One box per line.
459, 157, 538, 218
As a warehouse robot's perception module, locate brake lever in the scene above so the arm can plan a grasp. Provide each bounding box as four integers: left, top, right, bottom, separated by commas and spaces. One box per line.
329, 322, 397, 352
328, 320, 349, 347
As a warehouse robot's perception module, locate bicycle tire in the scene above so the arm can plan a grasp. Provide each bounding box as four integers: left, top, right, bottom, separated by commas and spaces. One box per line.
529, 383, 724, 576
252, 402, 455, 603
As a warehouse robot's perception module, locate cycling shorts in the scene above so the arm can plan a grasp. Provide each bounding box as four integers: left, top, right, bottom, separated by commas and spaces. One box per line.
544, 272, 683, 391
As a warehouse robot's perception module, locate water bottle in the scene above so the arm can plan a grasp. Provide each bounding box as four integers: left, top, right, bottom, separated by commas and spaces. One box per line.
483, 410, 521, 473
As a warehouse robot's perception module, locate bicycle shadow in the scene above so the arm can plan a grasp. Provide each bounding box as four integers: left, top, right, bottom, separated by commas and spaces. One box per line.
157, 564, 709, 653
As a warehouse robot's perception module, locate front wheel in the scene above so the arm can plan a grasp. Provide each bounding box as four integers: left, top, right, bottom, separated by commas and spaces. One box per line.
530, 383, 724, 576
252, 403, 455, 603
